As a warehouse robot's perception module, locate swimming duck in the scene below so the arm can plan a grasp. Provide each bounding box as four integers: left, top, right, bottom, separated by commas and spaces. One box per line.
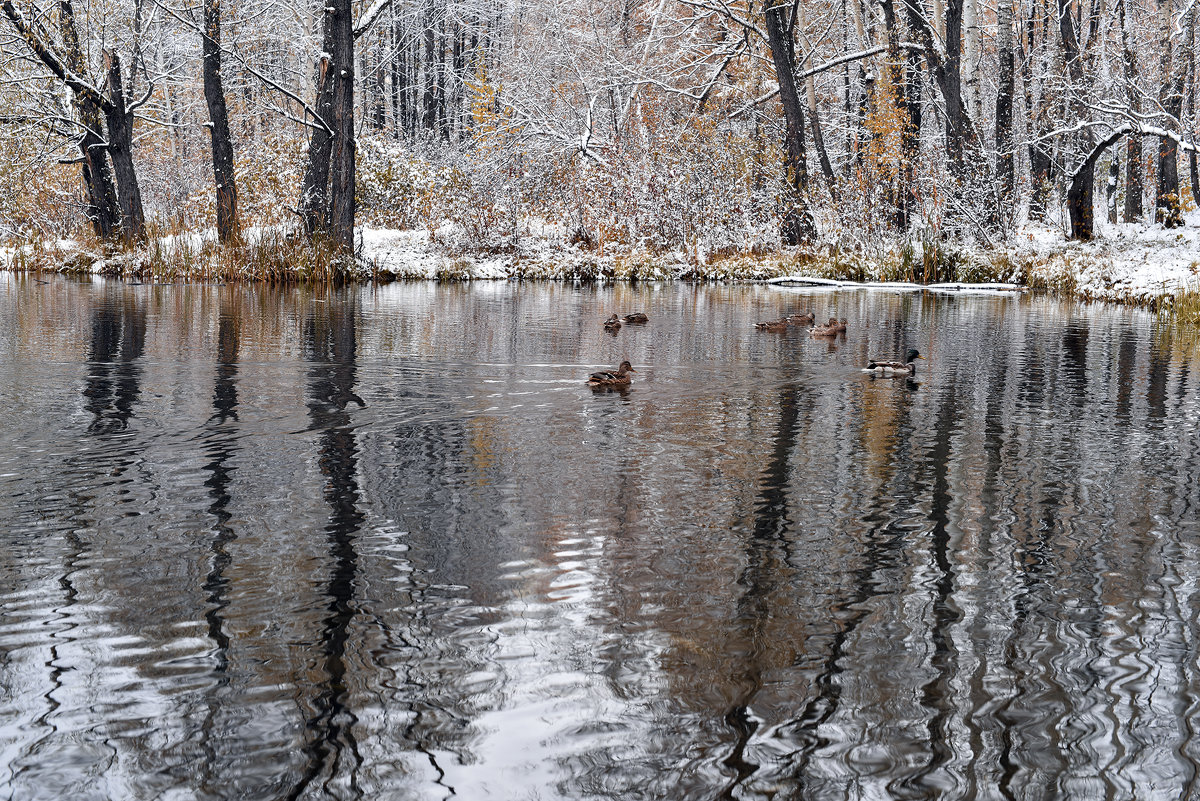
785, 311, 815, 325
623, 312, 649, 323
587, 360, 636, 386
865, 348, 925, 375
754, 319, 789, 331
811, 317, 845, 337
603, 314, 622, 331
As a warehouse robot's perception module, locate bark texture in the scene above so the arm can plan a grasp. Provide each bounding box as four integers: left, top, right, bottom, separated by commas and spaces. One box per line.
202, 0, 239, 243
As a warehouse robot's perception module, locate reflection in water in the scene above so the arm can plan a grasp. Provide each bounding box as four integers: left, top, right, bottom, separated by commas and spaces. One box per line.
200, 298, 239, 782
292, 297, 367, 799
83, 291, 146, 435
2, 277, 1200, 800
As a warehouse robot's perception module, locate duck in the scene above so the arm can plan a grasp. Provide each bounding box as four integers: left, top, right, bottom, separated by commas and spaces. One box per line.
754, 318, 789, 331
622, 312, 649, 323
587, 360, 636, 386
811, 317, 844, 337
864, 348, 925, 375
785, 311, 815, 325
603, 314, 622, 331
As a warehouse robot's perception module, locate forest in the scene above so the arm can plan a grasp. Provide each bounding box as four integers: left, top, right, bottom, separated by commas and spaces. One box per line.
0, 0, 1197, 273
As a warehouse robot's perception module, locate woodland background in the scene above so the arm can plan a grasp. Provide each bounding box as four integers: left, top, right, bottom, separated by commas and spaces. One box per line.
1, 0, 1197, 265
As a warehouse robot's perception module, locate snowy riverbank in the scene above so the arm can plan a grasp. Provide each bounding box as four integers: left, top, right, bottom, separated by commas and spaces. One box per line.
3, 215, 1198, 307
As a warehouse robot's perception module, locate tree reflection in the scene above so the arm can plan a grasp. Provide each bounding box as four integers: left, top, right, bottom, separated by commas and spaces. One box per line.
83, 289, 146, 434
198, 296, 241, 783
290, 293, 366, 800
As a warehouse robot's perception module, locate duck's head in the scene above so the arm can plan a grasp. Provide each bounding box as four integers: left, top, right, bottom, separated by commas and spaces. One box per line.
906, 349, 925, 364
618, 361, 636, 374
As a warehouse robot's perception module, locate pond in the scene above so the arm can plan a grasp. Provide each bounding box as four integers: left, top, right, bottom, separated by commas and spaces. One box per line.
1, 274, 1199, 800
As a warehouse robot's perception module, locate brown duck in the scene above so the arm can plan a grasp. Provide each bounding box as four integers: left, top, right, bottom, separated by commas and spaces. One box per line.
811, 317, 846, 337
587, 360, 636, 386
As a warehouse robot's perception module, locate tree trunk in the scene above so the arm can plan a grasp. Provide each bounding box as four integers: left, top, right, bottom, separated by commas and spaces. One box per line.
391, 17, 403, 138
1024, 0, 1052, 220
329, 0, 356, 253
1058, 0, 1095, 234
938, 0, 971, 164
1190, 60, 1200, 206
1068, 128, 1128, 240
995, 0, 1015, 211
1154, 0, 1194, 228
763, 2, 815, 244
102, 50, 146, 244
59, 0, 119, 240
423, 3, 436, 132
1119, 0, 1143, 221
794, 1, 835, 196
437, 15, 449, 141
1107, 152, 1119, 223
202, 0, 239, 244
300, 12, 336, 236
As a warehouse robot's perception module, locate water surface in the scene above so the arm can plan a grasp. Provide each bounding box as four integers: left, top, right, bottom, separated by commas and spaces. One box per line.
2, 274, 1199, 800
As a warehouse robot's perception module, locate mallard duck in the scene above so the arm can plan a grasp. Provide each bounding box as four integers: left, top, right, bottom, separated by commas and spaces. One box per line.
865, 348, 925, 375
623, 312, 649, 323
587, 360, 636, 386
603, 314, 622, 331
755, 319, 789, 331
811, 317, 844, 337
786, 311, 815, 325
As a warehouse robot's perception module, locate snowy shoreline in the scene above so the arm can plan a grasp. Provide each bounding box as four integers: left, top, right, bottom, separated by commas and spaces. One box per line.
3, 218, 1198, 307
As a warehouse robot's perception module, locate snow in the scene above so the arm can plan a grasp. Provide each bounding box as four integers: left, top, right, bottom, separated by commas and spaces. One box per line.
768, 276, 1025, 293
1012, 211, 1200, 302
3, 215, 1198, 304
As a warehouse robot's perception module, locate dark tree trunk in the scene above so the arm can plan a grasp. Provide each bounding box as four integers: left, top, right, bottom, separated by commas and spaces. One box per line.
1068, 128, 1127, 240
423, 4, 436, 132
300, 16, 336, 236
1189, 56, 1199, 209
102, 50, 146, 244
1107, 151, 1119, 223
995, 0, 1015, 210
763, 2, 815, 244
452, 19, 466, 141
391, 18, 403, 138
795, 2, 835, 196
1155, 3, 1193, 228
329, 0, 356, 253
437, 16, 449, 141
202, 0, 239, 244
1156, 135, 1182, 227
1058, 0, 1095, 234
940, 0, 970, 162
1119, 0, 1143, 221
59, 0, 119, 240
1024, 0, 1052, 220
902, 3, 923, 225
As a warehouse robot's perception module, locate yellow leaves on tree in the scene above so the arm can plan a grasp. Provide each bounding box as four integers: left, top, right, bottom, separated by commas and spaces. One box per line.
466, 61, 504, 141
862, 66, 906, 185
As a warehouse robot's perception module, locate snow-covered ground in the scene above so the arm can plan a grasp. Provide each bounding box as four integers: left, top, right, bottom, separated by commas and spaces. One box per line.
1009, 213, 1200, 302
3, 214, 1199, 305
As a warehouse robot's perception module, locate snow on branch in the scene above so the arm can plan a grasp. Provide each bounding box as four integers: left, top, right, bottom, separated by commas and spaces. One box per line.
1068, 123, 1197, 181
353, 0, 392, 40
730, 42, 922, 118
0, 0, 109, 109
